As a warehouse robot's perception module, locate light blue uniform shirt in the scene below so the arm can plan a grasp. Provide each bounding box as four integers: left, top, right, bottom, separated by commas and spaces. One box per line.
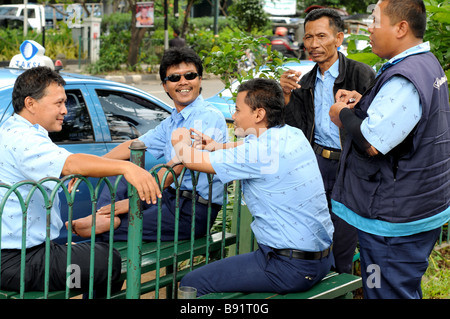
209, 125, 334, 251
331, 42, 450, 237
314, 58, 341, 149
139, 95, 228, 205
0, 114, 72, 249
360, 43, 428, 155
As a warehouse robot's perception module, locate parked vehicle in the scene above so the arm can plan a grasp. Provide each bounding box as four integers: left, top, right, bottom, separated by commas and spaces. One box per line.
0, 4, 46, 32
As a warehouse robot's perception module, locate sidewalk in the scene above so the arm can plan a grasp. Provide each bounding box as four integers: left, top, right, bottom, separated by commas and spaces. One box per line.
62, 62, 160, 84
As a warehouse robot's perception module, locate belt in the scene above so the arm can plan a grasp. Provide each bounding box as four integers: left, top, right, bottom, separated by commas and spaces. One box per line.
313, 143, 341, 160
167, 187, 210, 206
273, 244, 332, 260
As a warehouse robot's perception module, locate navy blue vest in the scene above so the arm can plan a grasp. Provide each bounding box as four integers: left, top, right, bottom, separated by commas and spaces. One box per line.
332, 52, 450, 223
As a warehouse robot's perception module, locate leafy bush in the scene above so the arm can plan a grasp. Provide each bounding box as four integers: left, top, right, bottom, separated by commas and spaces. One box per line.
0, 23, 79, 61
347, 0, 449, 91
86, 29, 131, 73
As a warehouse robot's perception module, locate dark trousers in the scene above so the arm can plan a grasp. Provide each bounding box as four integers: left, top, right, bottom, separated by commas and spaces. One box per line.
97, 176, 220, 242
358, 227, 440, 299
0, 241, 122, 293
315, 153, 358, 274
181, 243, 334, 296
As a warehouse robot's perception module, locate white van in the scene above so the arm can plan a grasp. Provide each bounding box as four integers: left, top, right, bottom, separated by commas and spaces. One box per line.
0, 4, 45, 32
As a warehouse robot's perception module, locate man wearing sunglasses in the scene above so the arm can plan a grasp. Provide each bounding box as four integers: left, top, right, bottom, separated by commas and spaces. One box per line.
70, 47, 228, 242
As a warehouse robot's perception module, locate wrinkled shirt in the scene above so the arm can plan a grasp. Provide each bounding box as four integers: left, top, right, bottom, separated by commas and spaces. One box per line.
314, 58, 341, 149
209, 125, 334, 251
360, 42, 429, 154
0, 114, 71, 249
139, 95, 228, 204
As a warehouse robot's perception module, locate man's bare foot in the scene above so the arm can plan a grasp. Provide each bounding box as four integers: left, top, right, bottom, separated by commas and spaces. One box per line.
66, 213, 121, 238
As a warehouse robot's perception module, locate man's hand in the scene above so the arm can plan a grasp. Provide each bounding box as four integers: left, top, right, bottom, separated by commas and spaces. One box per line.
171, 127, 192, 147
280, 70, 301, 104
97, 199, 130, 216
122, 162, 161, 205
335, 89, 362, 108
329, 102, 349, 128
190, 128, 221, 151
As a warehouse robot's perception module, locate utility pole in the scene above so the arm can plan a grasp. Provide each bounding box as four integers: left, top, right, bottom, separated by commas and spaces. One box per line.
164, 0, 169, 50
213, 0, 219, 36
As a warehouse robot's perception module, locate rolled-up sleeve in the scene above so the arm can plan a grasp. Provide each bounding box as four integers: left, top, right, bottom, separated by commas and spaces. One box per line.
360, 76, 422, 155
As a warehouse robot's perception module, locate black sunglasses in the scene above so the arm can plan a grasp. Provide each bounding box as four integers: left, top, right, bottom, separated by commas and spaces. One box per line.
164, 72, 199, 82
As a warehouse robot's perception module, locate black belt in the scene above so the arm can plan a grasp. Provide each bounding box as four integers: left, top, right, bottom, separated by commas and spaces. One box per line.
313, 143, 341, 160
167, 187, 210, 206
273, 244, 332, 260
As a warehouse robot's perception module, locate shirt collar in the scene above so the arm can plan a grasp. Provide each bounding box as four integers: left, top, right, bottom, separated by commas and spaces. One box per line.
170, 95, 204, 121
377, 41, 430, 76
316, 58, 339, 80
12, 113, 47, 134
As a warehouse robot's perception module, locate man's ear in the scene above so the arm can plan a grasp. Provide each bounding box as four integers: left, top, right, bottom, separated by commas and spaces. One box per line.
162, 82, 173, 100
254, 107, 266, 124
396, 20, 409, 39
335, 31, 344, 48
23, 96, 36, 114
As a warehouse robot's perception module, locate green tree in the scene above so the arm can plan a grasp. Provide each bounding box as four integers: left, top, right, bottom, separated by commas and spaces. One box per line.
346, 0, 449, 91
423, 0, 450, 84
200, 31, 290, 101
228, 0, 270, 33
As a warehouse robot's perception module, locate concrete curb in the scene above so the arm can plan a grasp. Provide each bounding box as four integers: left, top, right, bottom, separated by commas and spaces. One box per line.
103, 73, 159, 84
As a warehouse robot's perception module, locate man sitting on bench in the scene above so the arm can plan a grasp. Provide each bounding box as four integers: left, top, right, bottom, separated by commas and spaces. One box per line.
69, 47, 228, 242
171, 78, 334, 296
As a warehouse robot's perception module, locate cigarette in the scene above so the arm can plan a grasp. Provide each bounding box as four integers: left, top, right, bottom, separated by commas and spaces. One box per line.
287, 74, 296, 78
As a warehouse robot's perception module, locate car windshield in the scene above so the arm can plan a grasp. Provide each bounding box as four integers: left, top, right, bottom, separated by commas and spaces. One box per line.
0, 7, 18, 15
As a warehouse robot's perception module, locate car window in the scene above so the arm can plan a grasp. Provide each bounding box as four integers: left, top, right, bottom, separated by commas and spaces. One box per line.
18, 8, 36, 18
49, 89, 95, 143
96, 89, 171, 141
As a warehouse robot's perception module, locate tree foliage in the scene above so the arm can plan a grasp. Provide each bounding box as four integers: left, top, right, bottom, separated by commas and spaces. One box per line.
228, 0, 270, 33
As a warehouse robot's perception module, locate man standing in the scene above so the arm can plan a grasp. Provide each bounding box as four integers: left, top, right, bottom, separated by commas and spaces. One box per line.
71, 47, 228, 242
280, 8, 375, 274
329, 0, 450, 298
172, 78, 334, 296
0, 66, 161, 293
169, 28, 186, 48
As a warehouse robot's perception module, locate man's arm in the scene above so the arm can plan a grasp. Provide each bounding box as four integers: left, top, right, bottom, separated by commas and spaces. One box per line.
280, 70, 302, 105
103, 139, 135, 160
329, 105, 379, 156
62, 153, 161, 204
190, 128, 242, 151
171, 128, 215, 174
157, 158, 185, 189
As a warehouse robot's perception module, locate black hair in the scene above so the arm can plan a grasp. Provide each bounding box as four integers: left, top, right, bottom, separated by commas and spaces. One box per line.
12, 66, 66, 113
237, 78, 285, 128
382, 0, 426, 39
304, 8, 344, 33
159, 47, 203, 83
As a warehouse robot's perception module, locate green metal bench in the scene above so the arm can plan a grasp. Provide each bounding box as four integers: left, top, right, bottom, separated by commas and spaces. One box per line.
199, 271, 362, 300
3, 231, 236, 299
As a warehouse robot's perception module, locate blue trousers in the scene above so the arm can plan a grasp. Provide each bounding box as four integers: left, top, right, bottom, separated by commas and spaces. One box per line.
181, 243, 334, 297
358, 227, 440, 299
97, 176, 220, 242
315, 153, 358, 274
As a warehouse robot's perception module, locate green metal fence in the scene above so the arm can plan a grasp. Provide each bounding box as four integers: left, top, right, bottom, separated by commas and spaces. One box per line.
0, 140, 248, 299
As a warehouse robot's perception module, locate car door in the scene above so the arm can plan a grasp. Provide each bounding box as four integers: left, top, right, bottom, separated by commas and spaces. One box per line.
85, 84, 172, 170
48, 84, 110, 243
